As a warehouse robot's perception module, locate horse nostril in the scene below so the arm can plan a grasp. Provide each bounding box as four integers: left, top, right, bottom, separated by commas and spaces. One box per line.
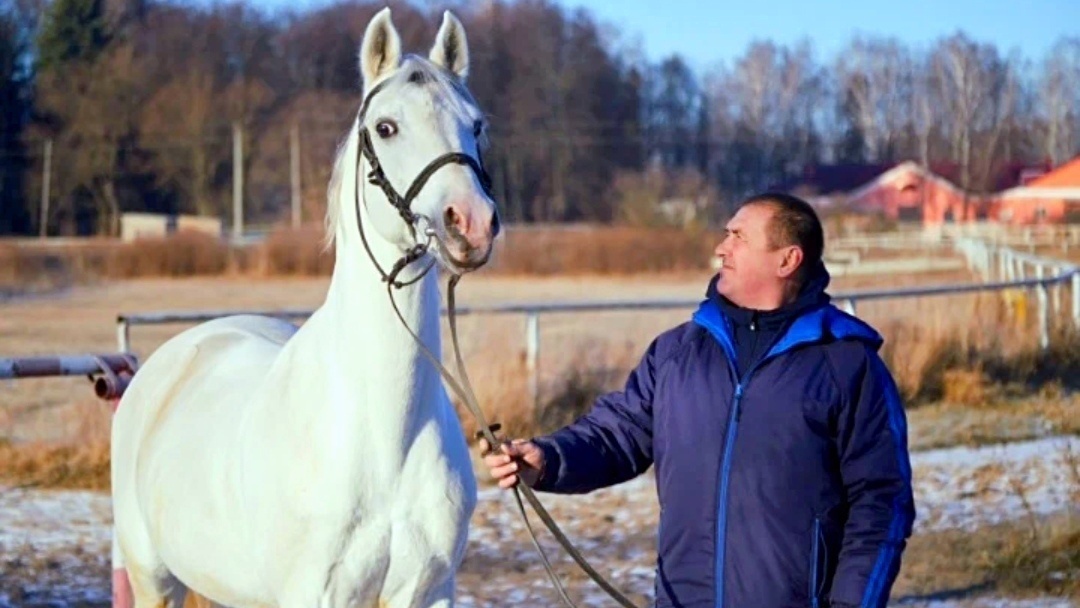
490, 212, 501, 238
444, 204, 471, 236
444, 206, 460, 230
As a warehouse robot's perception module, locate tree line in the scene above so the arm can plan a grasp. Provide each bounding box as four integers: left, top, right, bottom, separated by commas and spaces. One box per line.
1, 0, 1077, 235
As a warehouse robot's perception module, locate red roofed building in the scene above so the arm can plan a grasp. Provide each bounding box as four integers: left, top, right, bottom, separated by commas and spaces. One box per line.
844, 161, 983, 224
991, 156, 1080, 224
775, 159, 1072, 225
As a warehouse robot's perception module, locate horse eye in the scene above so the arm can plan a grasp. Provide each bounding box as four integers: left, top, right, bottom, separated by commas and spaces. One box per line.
375, 120, 398, 139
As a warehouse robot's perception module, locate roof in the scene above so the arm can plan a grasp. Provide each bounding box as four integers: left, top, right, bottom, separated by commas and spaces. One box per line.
847, 161, 966, 201
776, 158, 1072, 202
996, 155, 1080, 199
770, 163, 893, 196
1028, 156, 1080, 188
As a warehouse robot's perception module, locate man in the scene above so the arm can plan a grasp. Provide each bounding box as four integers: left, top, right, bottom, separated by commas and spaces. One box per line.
480, 193, 915, 608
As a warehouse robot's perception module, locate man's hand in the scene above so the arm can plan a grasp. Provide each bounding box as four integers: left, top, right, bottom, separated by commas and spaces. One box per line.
478, 437, 546, 489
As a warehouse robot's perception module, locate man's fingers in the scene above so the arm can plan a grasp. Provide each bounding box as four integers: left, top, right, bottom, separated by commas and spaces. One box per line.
489, 461, 518, 479
498, 475, 519, 489
502, 442, 530, 458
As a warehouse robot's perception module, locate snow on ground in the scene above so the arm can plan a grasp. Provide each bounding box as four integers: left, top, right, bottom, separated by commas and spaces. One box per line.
897, 600, 1075, 608
1, 436, 1078, 606
912, 435, 1080, 532
0, 487, 113, 607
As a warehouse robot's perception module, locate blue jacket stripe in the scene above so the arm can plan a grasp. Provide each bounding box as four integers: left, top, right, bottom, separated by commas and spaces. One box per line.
861, 358, 914, 608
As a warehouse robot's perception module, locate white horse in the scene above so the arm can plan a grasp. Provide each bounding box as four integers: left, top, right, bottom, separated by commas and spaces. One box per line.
111, 9, 499, 607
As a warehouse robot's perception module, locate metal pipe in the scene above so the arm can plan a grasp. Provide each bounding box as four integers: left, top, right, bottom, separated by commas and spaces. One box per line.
0, 354, 135, 380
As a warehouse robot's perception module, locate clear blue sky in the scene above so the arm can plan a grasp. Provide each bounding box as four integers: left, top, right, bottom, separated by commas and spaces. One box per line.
245, 0, 1079, 72
550, 0, 1079, 72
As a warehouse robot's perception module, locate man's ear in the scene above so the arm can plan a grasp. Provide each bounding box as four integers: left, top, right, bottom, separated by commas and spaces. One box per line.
777, 246, 804, 279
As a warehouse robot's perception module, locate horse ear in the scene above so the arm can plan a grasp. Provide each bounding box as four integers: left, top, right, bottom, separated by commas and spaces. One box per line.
429, 10, 469, 80
360, 7, 402, 89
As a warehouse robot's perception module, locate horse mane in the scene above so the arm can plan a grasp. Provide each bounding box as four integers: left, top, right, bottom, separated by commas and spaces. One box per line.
323, 55, 486, 250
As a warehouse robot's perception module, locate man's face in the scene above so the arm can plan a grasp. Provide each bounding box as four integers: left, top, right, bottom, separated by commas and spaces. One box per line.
714, 203, 794, 307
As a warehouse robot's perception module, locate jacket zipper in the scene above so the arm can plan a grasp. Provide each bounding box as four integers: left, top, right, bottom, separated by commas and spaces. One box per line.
713, 382, 744, 608
696, 304, 822, 608
811, 517, 822, 608
714, 351, 783, 607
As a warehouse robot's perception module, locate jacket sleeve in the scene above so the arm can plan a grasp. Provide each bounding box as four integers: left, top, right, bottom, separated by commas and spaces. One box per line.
529, 335, 664, 494
829, 348, 916, 608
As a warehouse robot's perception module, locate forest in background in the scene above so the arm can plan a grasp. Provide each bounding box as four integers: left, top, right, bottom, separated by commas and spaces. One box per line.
0, 0, 1077, 236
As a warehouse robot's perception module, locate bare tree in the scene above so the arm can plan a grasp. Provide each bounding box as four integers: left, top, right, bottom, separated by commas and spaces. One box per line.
930, 35, 1001, 195
909, 53, 938, 168
974, 52, 1023, 193
141, 63, 223, 216
1037, 37, 1080, 165
36, 42, 145, 235
834, 36, 913, 162
706, 39, 823, 197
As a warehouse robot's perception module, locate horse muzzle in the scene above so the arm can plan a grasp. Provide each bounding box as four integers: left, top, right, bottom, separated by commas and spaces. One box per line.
438, 201, 498, 272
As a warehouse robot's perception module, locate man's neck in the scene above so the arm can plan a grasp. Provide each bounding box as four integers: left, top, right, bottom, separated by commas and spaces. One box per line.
726, 287, 794, 312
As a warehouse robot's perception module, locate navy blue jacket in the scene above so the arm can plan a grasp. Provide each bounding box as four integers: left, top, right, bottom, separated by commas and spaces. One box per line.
532, 269, 916, 608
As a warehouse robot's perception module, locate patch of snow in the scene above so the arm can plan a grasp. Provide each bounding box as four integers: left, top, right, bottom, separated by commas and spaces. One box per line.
911, 436, 1080, 532
1, 436, 1078, 606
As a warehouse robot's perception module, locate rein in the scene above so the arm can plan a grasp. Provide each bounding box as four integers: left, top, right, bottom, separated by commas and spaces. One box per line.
351, 77, 642, 608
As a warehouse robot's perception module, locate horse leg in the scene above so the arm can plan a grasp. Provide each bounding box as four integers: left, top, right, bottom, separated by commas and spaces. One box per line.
423, 577, 455, 608
125, 564, 189, 608
378, 564, 453, 608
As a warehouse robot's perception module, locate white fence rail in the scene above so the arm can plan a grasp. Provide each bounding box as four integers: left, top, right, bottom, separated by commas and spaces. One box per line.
114, 241, 1079, 408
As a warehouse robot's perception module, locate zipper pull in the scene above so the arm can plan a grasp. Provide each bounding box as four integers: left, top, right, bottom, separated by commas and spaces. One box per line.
749, 314, 757, 331
734, 385, 744, 421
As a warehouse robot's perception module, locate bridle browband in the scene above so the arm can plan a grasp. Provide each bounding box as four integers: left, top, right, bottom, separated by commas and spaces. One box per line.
352, 76, 494, 289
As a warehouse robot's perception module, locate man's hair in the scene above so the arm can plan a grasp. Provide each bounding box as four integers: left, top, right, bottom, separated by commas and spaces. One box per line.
739, 192, 824, 285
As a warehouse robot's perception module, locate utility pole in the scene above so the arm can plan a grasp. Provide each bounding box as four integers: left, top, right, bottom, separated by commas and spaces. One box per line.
290, 123, 301, 229
40, 139, 52, 238
232, 122, 243, 241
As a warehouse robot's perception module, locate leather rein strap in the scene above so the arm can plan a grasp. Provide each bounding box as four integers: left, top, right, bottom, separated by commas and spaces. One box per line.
353, 74, 641, 608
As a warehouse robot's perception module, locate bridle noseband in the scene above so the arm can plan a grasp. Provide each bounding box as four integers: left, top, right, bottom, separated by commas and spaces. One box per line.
353, 77, 494, 289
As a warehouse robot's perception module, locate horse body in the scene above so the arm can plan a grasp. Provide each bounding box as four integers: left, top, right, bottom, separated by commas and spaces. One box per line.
111, 9, 493, 608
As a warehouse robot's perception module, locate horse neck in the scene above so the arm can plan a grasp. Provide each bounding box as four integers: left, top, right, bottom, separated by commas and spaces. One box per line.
310, 132, 445, 440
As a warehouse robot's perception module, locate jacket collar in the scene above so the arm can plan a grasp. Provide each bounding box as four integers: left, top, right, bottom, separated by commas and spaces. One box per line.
694, 262, 882, 363
707, 261, 832, 333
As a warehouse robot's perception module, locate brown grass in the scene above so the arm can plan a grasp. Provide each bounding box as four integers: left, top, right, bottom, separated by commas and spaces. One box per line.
1, 225, 728, 287
0, 439, 110, 490
892, 514, 1080, 601
991, 526, 1080, 598
907, 394, 1080, 452
486, 225, 722, 275
0, 228, 335, 287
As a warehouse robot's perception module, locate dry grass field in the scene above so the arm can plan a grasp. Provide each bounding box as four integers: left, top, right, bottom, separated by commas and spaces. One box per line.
2, 230, 1079, 605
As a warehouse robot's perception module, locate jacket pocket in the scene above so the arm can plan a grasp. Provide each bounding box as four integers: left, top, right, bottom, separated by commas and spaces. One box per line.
809, 517, 826, 608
